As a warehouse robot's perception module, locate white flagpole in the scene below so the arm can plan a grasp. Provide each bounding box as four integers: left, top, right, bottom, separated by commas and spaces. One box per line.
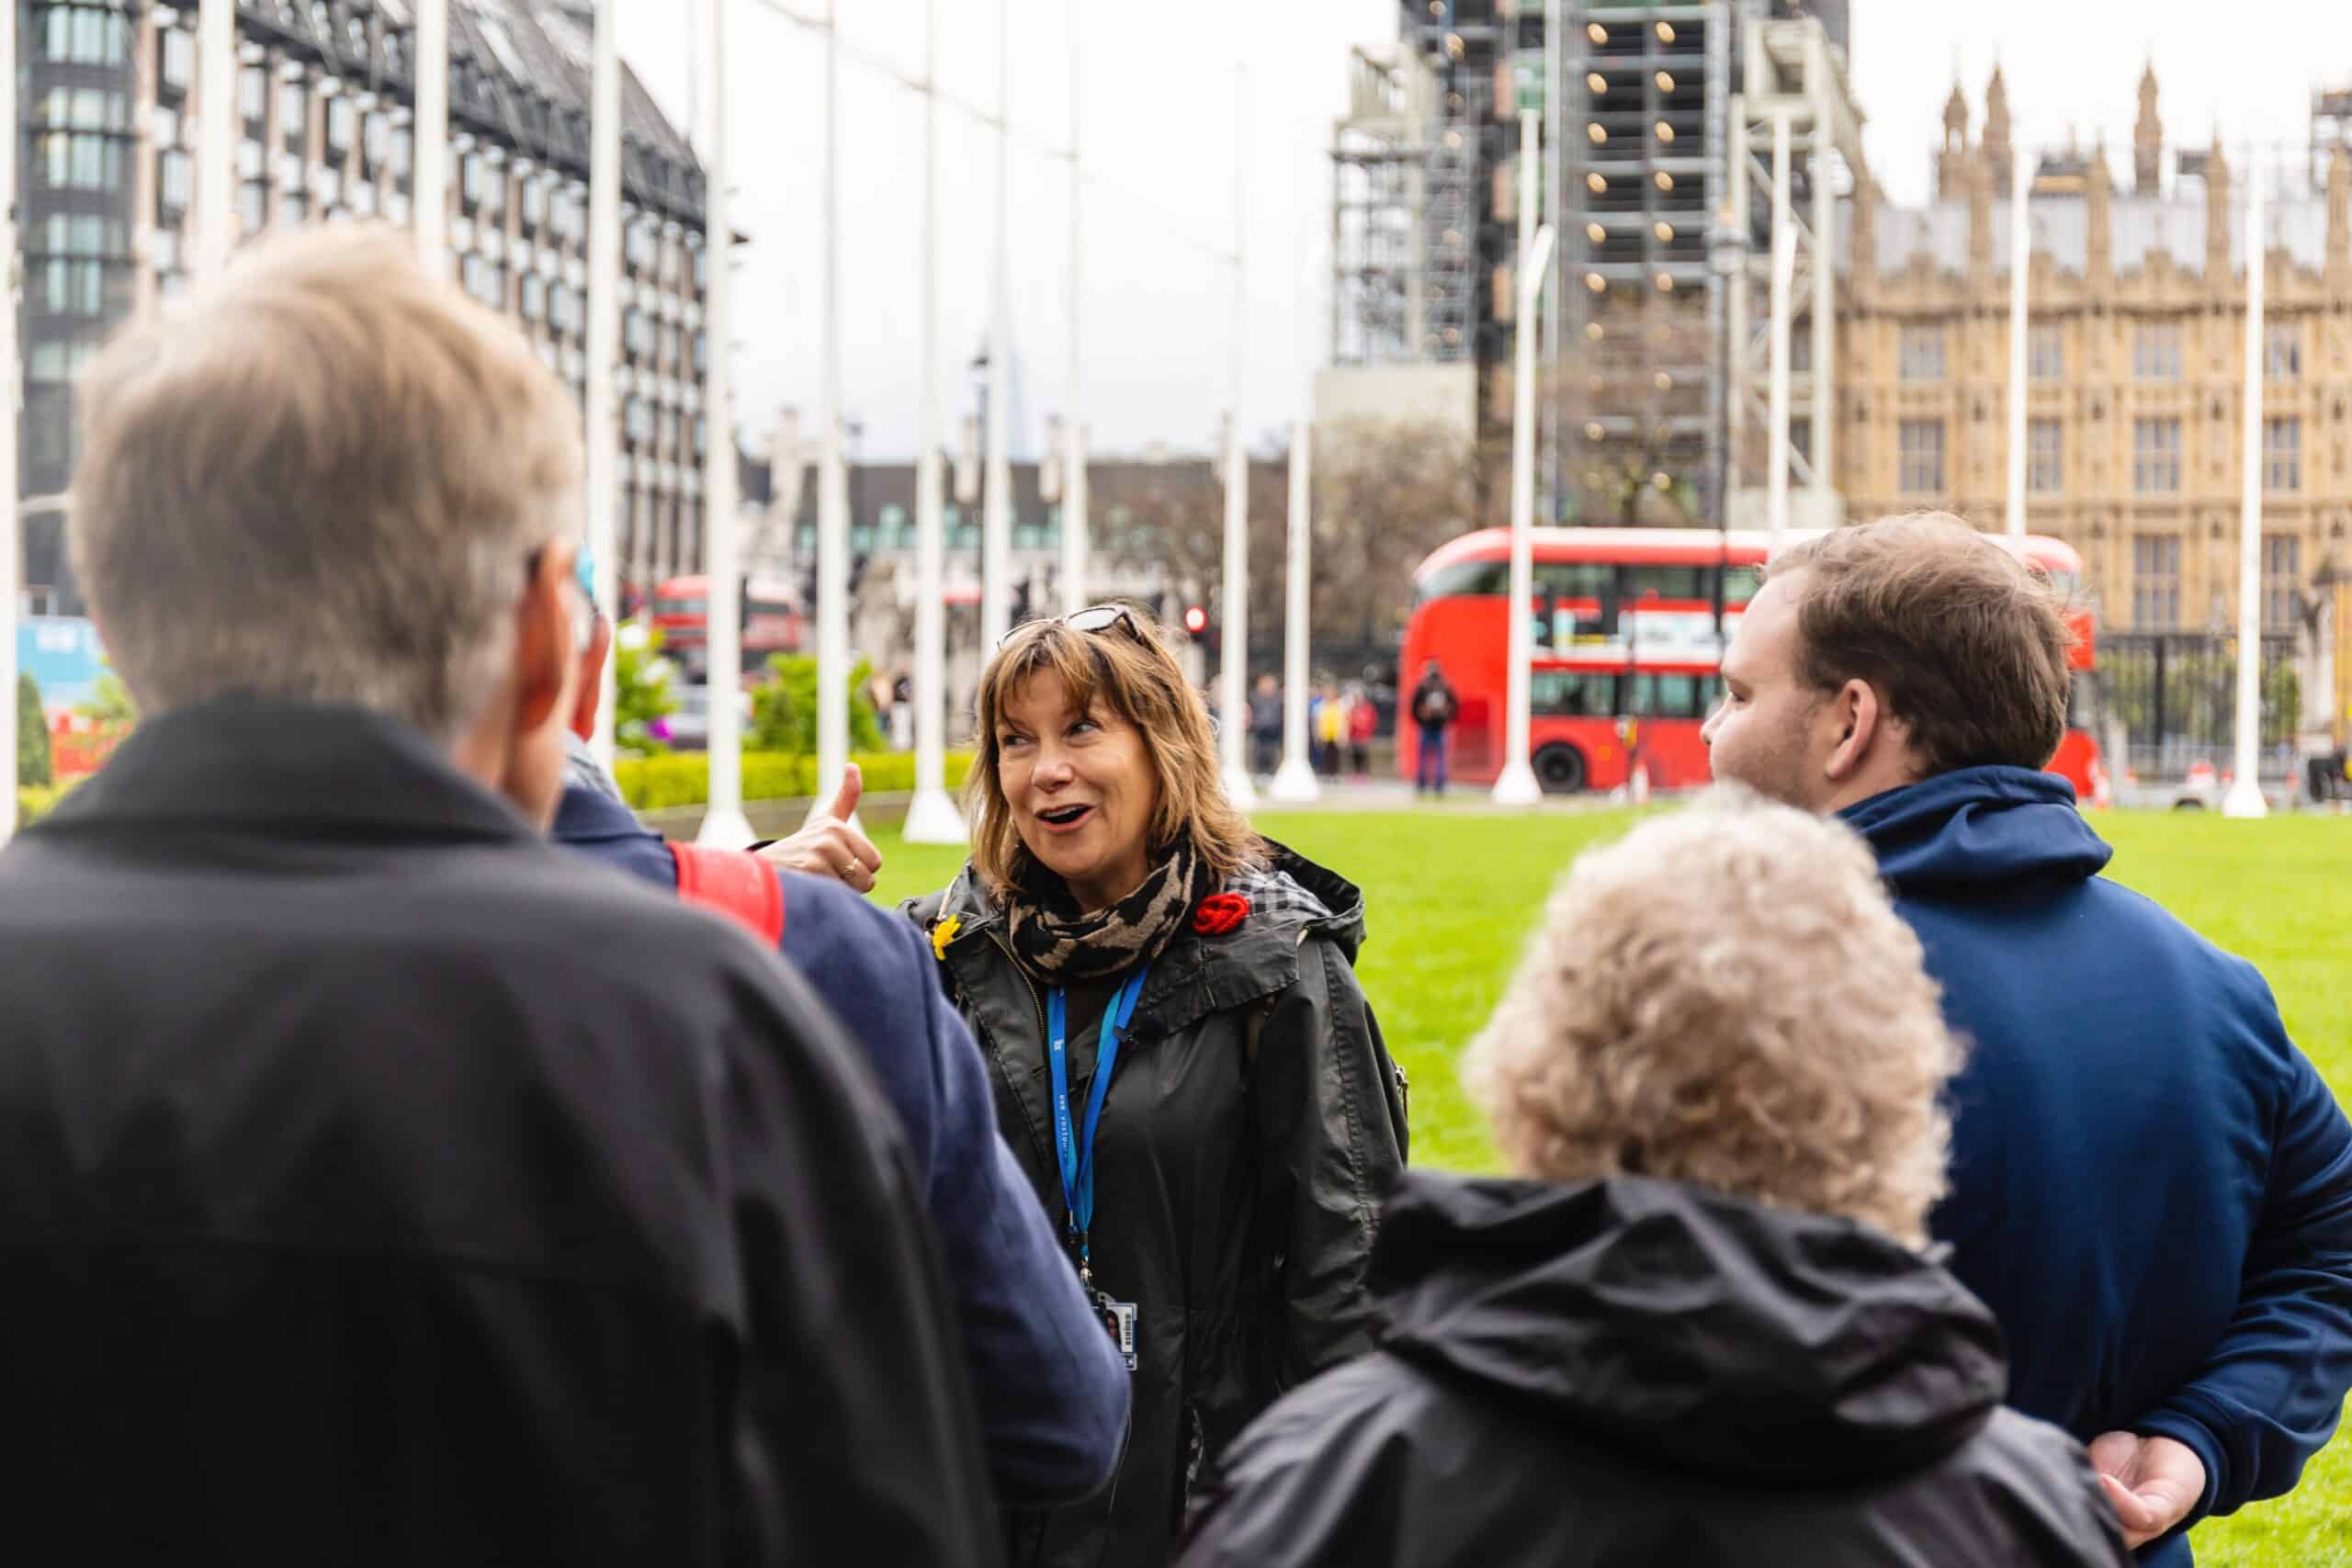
812, 0, 853, 825
1491, 108, 1554, 807
696, 0, 751, 847
585, 0, 623, 765
903, 0, 965, 844
2006, 145, 2030, 537
1219, 63, 1256, 810
2223, 164, 2268, 819
0, 0, 17, 844
1268, 411, 1318, 803
1765, 107, 1793, 555
1059, 1, 1089, 615
194, 0, 237, 282
413, 0, 449, 269
981, 0, 1013, 648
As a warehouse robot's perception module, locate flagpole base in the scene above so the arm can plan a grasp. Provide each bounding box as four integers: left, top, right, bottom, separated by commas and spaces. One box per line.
902, 786, 969, 844
2221, 777, 2268, 819
696, 804, 757, 849
1491, 761, 1542, 807
1268, 758, 1320, 804
1222, 764, 1260, 811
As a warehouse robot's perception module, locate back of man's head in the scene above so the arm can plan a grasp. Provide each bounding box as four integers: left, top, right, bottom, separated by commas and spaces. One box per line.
1768, 513, 2073, 777
70, 225, 583, 743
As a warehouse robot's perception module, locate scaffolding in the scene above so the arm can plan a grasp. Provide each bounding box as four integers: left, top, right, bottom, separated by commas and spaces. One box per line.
1329, 49, 1433, 365
1555, 4, 1720, 520
1724, 9, 1867, 533
1397, 2, 1501, 364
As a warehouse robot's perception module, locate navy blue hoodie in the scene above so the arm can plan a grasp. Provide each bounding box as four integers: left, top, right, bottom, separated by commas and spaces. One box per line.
549, 784, 1132, 1508
1843, 766, 2352, 1564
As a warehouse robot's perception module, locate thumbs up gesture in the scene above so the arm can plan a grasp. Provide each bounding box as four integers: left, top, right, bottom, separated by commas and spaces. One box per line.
757, 762, 884, 895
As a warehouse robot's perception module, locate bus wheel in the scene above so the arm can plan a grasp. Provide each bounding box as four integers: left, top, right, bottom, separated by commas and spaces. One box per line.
1534, 743, 1588, 795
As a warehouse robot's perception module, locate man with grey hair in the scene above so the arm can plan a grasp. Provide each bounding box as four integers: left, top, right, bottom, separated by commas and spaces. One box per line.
0, 227, 999, 1565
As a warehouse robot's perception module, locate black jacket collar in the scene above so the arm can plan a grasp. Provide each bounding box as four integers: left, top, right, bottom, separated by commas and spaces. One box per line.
36, 695, 533, 845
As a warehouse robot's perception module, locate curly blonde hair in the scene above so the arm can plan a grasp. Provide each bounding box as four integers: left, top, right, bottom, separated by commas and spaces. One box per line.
1462, 792, 1962, 1247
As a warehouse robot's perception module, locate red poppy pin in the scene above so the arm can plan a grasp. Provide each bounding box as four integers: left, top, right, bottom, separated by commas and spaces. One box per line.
1193, 893, 1250, 936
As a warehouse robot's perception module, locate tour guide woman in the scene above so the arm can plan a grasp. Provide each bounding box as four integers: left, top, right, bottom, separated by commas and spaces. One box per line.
909, 605, 1408, 1567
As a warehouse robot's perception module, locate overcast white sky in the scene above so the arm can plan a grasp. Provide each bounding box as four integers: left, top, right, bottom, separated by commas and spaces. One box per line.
613, 1, 2352, 461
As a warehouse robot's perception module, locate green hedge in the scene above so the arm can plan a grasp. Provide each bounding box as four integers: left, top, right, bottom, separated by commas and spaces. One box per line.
17, 783, 64, 825
615, 750, 975, 812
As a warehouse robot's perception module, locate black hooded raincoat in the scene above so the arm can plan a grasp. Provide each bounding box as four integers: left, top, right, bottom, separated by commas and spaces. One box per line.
1178, 1173, 2132, 1568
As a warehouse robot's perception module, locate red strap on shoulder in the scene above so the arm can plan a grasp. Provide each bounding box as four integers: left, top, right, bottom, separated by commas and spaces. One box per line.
669, 842, 786, 947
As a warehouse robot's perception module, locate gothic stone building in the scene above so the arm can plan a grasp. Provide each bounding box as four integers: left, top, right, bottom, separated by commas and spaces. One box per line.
1838, 66, 2351, 748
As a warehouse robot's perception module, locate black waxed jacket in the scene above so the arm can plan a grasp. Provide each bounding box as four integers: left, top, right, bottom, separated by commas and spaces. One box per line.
908, 843, 1409, 1568
1177, 1172, 2133, 1568
0, 700, 1001, 1567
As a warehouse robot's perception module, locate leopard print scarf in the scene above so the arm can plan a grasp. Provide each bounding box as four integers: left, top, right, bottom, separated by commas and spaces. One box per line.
997, 839, 1218, 985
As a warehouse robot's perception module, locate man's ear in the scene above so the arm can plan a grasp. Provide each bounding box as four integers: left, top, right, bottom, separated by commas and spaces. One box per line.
568, 614, 612, 741
1821, 677, 1883, 784
514, 545, 576, 736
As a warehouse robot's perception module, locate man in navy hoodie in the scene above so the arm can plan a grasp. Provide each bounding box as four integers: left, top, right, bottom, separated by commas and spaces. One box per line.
551, 600, 1132, 1514
1702, 512, 2352, 1564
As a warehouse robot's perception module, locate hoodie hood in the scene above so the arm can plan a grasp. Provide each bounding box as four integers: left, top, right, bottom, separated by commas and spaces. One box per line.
1838, 765, 2111, 892
1373, 1173, 2008, 1481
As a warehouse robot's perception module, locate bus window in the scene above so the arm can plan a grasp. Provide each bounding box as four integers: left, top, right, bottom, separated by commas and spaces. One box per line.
1534, 561, 1614, 599
1533, 671, 1614, 716
2068, 669, 2099, 732
1622, 673, 1721, 718
1623, 566, 1707, 600
1720, 564, 1763, 604
1414, 558, 1510, 603
656, 595, 708, 615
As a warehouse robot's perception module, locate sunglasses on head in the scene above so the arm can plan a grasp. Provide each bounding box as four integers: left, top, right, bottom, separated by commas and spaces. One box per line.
998, 604, 1148, 649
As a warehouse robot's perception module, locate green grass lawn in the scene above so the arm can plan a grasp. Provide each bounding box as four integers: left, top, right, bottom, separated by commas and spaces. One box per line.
865, 806, 2352, 1564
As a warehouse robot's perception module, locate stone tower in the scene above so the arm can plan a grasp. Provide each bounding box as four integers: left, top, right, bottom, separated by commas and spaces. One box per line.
2134, 62, 2164, 194
1938, 81, 1971, 199
1984, 64, 2014, 196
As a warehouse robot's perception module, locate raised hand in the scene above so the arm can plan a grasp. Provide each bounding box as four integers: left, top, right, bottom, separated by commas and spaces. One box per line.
757, 762, 883, 894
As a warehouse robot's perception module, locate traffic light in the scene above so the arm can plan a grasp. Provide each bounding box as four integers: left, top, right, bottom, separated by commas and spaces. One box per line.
1182, 604, 1208, 637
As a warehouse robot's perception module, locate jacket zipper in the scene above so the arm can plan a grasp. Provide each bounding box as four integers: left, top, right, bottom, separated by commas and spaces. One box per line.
987, 928, 1048, 1041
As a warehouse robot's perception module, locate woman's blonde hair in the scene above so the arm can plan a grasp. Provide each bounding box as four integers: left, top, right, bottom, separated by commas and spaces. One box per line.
966, 608, 1262, 896
1462, 792, 1962, 1247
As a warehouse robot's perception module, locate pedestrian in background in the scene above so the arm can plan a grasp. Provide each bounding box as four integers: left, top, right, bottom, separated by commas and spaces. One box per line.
1706, 512, 2352, 1562
1178, 797, 2131, 1568
892, 670, 916, 750
1345, 682, 1376, 778
1248, 672, 1283, 779
1410, 660, 1457, 797
1316, 682, 1346, 777
0, 227, 1000, 1566
909, 605, 1408, 1568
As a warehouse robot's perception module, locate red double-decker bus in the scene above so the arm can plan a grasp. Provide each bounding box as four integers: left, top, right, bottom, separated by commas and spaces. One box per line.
650, 574, 805, 684
1398, 527, 2106, 800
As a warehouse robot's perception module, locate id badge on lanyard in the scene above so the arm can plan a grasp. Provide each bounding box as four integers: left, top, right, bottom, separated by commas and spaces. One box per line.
1046, 964, 1150, 1371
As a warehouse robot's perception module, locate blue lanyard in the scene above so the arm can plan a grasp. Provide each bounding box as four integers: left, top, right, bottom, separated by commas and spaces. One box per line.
1046, 964, 1150, 1269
